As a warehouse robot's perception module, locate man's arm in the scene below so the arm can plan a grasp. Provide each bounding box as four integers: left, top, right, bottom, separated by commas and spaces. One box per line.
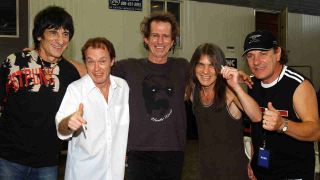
58, 114, 74, 136
58, 103, 86, 136
263, 80, 319, 141
66, 58, 87, 77
289, 80, 319, 141
55, 84, 86, 139
111, 59, 127, 79
221, 66, 262, 122
238, 70, 253, 89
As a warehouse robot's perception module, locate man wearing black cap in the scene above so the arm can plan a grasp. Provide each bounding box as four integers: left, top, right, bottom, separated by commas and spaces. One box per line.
243, 30, 319, 179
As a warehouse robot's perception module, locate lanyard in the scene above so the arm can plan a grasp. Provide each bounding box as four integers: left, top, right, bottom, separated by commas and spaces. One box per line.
259, 66, 283, 148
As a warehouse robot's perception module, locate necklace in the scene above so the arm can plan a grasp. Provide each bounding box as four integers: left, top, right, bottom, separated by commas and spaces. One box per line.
39, 57, 60, 83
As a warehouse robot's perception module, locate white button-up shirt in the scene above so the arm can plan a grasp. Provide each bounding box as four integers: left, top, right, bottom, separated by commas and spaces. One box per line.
56, 74, 130, 180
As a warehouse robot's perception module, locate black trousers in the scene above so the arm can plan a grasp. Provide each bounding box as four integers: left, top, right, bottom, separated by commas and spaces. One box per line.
127, 151, 184, 180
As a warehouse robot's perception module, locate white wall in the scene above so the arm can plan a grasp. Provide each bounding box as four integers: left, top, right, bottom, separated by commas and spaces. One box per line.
28, 0, 254, 69
28, 1, 320, 89
29, 0, 149, 61
288, 13, 320, 89
179, 1, 254, 71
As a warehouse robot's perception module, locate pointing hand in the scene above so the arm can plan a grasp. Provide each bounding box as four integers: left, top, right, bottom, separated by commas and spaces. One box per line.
68, 103, 87, 131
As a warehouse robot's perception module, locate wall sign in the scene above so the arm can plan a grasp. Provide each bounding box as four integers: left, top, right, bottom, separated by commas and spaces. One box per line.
109, 0, 142, 11
226, 58, 237, 68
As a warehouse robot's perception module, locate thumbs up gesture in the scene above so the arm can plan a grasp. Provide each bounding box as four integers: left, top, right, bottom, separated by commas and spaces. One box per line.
262, 102, 285, 131
67, 103, 87, 131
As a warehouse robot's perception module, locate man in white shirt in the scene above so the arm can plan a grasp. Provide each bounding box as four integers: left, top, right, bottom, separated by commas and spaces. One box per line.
56, 37, 130, 180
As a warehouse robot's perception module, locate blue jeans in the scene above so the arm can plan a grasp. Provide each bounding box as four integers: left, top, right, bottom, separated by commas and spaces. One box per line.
0, 158, 58, 180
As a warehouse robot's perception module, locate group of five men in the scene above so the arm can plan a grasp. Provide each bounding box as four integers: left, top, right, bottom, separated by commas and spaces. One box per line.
0, 5, 318, 180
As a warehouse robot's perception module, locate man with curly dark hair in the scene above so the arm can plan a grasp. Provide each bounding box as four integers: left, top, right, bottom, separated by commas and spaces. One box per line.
112, 12, 189, 180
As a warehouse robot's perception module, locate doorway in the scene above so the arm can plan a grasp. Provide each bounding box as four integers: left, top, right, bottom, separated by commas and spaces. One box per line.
255, 9, 288, 50
255, 11, 279, 39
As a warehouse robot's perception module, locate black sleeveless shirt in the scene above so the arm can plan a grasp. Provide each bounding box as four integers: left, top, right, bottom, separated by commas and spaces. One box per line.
248, 66, 314, 179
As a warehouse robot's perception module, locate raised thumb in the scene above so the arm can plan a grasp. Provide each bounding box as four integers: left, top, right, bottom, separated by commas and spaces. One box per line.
267, 102, 276, 111
77, 103, 84, 117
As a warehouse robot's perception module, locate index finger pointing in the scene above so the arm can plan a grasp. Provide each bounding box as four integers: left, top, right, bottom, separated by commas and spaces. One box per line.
77, 103, 84, 117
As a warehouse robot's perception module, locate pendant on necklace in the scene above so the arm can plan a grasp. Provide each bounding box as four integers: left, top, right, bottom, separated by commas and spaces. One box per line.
45, 73, 51, 81
43, 68, 52, 81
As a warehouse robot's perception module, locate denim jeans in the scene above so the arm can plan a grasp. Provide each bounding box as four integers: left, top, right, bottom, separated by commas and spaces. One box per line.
127, 151, 184, 180
0, 158, 58, 180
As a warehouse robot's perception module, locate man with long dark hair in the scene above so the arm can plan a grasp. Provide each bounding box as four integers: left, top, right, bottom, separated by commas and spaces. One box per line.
187, 43, 261, 180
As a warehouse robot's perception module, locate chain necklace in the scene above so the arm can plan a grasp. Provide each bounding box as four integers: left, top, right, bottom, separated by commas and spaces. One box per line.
39, 56, 60, 83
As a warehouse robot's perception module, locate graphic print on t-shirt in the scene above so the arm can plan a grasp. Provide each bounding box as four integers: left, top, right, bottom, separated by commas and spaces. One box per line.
142, 74, 174, 122
4, 52, 60, 93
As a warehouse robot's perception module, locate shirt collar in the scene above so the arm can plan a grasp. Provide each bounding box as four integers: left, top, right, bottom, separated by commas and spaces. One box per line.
261, 65, 287, 88
84, 74, 119, 93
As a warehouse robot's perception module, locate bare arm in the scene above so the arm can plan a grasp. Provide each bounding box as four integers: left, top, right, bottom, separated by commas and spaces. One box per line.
65, 58, 87, 77
263, 80, 319, 141
238, 70, 253, 89
247, 140, 257, 180
232, 86, 262, 122
222, 66, 262, 122
58, 114, 74, 136
287, 80, 319, 140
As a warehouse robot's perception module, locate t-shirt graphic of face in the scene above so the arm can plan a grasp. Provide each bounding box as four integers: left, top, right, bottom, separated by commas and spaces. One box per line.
142, 74, 174, 122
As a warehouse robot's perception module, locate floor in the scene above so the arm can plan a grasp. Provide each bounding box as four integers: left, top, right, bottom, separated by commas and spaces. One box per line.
58, 140, 199, 180
58, 140, 320, 180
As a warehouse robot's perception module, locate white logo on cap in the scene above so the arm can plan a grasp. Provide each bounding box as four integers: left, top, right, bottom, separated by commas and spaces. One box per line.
248, 34, 261, 44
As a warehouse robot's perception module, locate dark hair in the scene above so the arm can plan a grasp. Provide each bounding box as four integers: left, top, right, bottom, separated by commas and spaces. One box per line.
274, 47, 288, 64
188, 43, 227, 109
81, 37, 116, 63
140, 11, 179, 52
32, 6, 74, 49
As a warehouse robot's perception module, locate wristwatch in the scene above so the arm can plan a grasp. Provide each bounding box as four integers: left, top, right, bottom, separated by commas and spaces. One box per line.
280, 118, 288, 133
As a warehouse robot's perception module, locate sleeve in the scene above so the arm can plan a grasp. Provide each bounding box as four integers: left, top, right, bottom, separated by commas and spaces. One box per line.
0, 55, 12, 108
0, 61, 7, 108
112, 81, 130, 178
184, 58, 190, 81
111, 60, 127, 79
55, 83, 81, 140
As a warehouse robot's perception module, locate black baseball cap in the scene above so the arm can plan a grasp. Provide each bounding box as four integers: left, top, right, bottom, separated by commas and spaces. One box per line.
242, 30, 278, 56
